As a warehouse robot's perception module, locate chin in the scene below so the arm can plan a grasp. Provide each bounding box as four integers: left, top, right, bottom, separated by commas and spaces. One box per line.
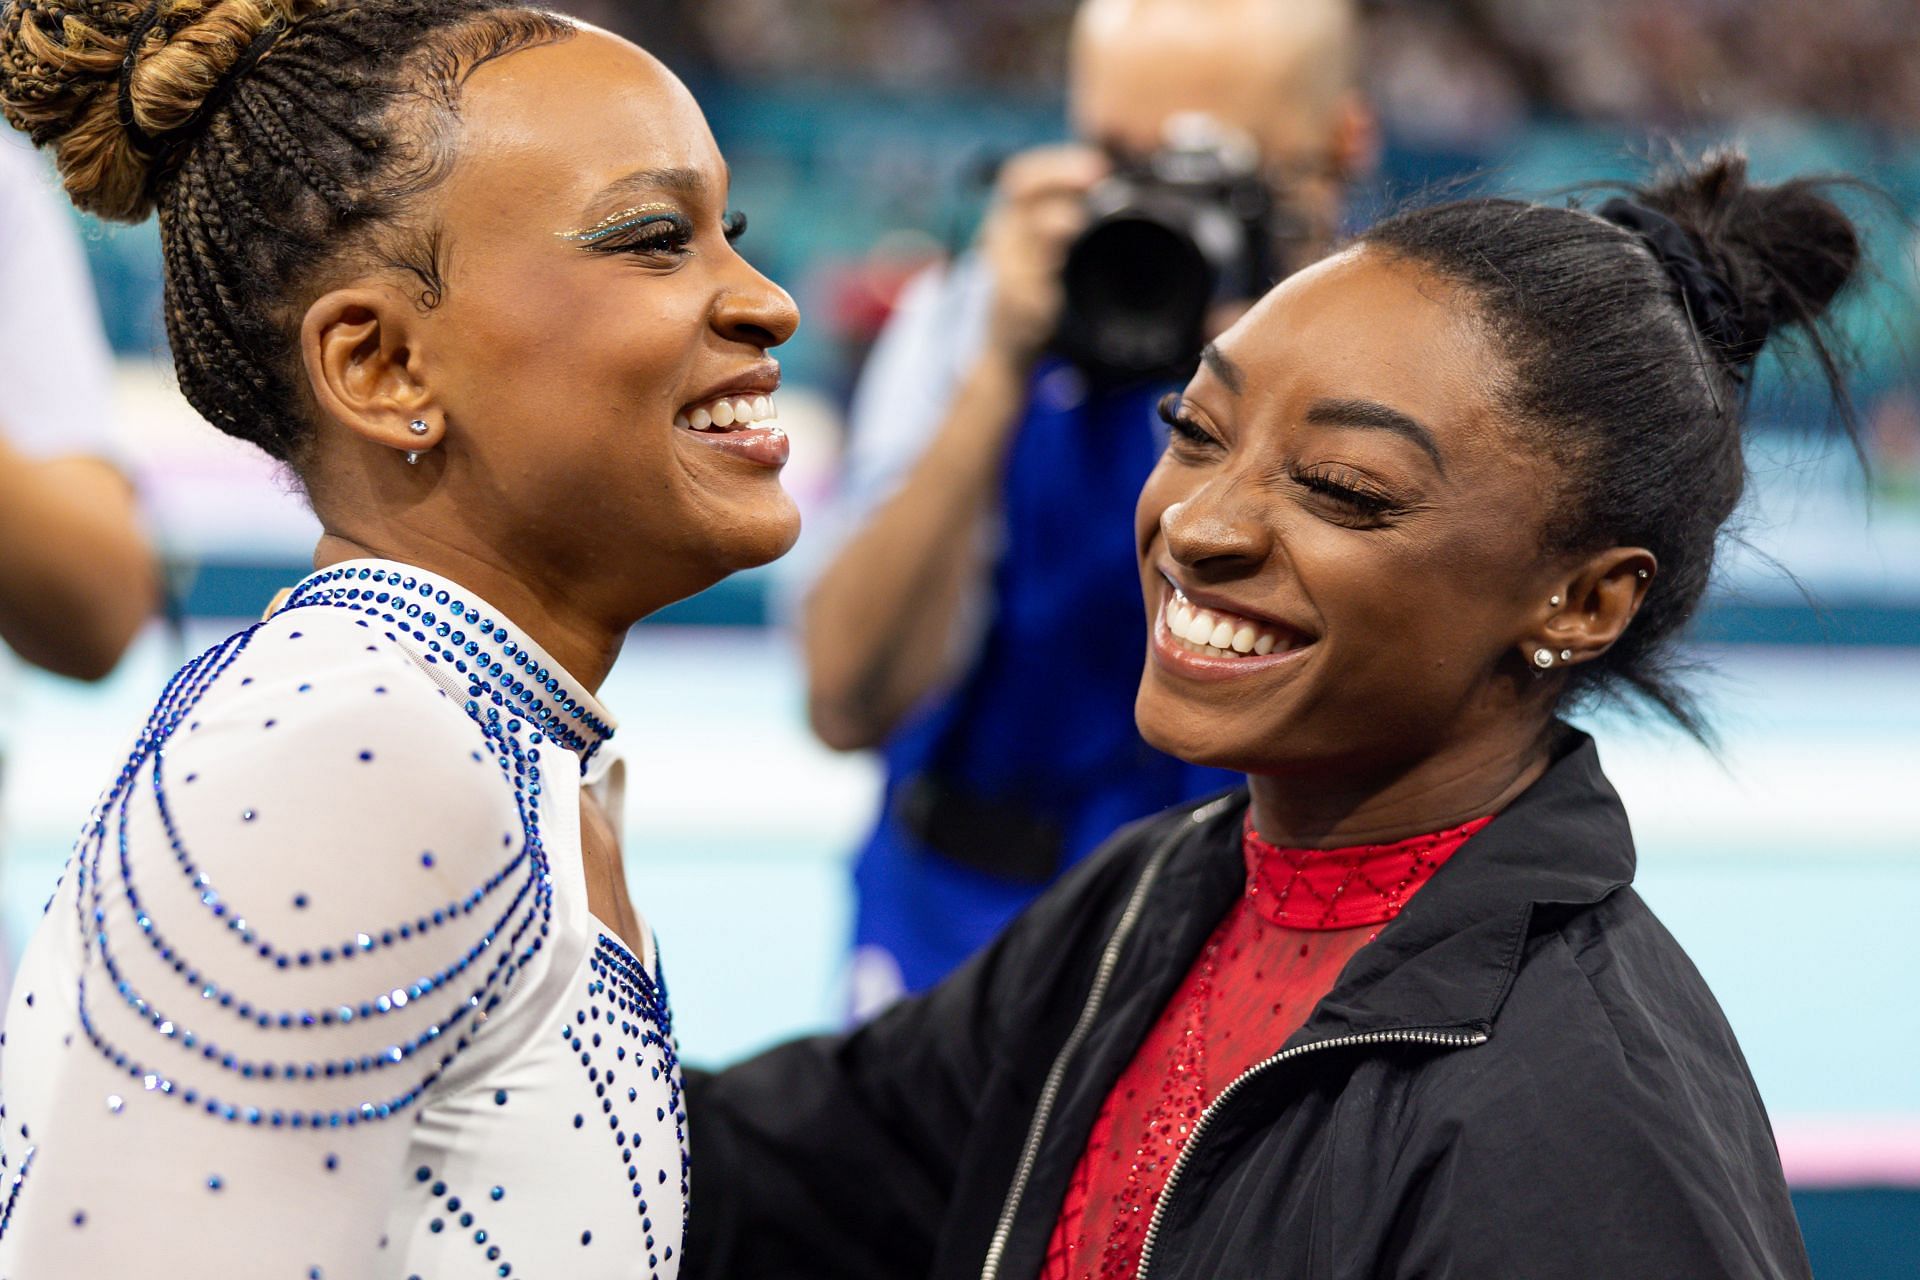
1136, 679, 1240, 771
708, 495, 803, 573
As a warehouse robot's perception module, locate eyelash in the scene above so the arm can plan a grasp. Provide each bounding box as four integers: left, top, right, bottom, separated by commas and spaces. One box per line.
1156, 394, 1400, 520
594, 210, 749, 257
1157, 393, 1216, 448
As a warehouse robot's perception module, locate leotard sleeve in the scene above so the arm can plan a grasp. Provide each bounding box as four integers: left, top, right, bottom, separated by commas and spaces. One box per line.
0, 614, 537, 1276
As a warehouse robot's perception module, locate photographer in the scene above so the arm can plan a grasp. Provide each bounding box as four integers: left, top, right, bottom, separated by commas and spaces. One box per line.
803, 0, 1375, 1013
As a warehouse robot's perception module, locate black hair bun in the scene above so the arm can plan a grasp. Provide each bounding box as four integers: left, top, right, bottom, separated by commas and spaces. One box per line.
1638, 150, 1863, 366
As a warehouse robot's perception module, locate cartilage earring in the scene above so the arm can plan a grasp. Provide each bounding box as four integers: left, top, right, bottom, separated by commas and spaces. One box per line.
1636, 569, 1649, 580
1532, 648, 1555, 669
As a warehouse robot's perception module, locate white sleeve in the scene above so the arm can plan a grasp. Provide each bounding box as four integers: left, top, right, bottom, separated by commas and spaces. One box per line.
0, 134, 118, 462
0, 628, 531, 1276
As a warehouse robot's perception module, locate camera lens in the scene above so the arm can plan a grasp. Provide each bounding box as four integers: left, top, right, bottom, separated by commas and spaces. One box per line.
1057, 213, 1216, 382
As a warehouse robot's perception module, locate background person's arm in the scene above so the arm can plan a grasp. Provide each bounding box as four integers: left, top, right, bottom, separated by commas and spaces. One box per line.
0, 430, 157, 680
802, 145, 1107, 751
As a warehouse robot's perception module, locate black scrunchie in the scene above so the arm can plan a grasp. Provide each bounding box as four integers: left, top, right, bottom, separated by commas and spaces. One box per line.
1597, 196, 1769, 367
116, 0, 286, 161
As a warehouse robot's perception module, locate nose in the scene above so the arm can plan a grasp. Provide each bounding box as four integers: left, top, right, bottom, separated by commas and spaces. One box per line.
1159, 482, 1272, 581
713, 256, 800, 350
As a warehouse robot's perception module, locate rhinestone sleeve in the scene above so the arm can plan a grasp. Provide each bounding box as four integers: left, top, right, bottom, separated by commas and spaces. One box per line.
0, 611, 546, 1273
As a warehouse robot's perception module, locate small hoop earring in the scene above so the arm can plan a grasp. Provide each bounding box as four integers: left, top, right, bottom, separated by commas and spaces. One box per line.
405, 451, 422, 465
408, 419, 430, 437
1532, 648, 1554, 670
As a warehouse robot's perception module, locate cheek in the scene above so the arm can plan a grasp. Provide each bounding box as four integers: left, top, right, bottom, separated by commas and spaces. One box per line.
443, 258, 708, 432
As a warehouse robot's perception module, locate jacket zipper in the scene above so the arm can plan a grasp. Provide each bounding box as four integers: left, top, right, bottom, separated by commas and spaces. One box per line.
1133, 1027, 1490, 1280
978, 795, 1237, 1280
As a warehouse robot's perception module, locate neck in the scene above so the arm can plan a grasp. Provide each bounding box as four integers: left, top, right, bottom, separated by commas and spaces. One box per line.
1246, 722, 1555, 849
312, 531, 626, 693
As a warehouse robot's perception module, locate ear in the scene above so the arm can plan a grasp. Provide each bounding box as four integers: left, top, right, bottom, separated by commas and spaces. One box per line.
1327, 91, 1379, 184
300, 285, 443, 459
1526, 547, 1658, 672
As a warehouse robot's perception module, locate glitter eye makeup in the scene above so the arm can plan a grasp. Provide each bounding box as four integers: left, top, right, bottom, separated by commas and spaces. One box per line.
555, 203, 684, 245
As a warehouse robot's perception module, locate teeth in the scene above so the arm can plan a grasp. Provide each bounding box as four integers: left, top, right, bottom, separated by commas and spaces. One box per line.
1162, 590, 1290, 661
678, 393, 779, 431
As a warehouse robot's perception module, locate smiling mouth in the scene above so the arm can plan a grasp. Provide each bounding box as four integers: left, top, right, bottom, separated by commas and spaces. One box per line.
1157, 580, 1313, 663
675, 392, 779, 433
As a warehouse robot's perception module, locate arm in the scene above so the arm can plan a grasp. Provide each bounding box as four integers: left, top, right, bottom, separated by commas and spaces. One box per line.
684, 818, 1162, 1280
0, 430, 158, 679
1, 636, 528, 1275
803, 145, 1108, 750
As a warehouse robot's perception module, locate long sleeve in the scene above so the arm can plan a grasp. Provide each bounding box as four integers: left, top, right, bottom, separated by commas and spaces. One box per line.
0, 614, 534, 1277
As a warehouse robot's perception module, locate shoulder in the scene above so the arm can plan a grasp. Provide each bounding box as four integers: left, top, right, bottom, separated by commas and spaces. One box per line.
155, 605, 522, 870
1407, 890, 1780, 1187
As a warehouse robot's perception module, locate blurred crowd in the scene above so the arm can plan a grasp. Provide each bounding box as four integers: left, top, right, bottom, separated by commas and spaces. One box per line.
568, 0, 1920, 137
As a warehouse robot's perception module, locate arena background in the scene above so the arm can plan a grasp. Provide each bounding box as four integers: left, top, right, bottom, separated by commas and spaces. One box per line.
2, 1, 1915, 1273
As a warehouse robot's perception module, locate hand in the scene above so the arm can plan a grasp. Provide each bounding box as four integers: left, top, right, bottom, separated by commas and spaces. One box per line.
977, 144, 1110, 366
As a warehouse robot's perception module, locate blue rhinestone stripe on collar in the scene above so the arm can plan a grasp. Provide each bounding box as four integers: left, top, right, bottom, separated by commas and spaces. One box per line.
282, 561, 616, 771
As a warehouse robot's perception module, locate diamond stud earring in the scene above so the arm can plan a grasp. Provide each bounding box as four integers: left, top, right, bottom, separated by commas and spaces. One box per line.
408, 419, 430, 436
1533, 648, 1555, 669
1549, 594, 1563, 607
1559, 649, 1573, 662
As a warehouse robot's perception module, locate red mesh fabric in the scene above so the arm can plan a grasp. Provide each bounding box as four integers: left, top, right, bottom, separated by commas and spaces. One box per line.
1039, 815, 1492, 1280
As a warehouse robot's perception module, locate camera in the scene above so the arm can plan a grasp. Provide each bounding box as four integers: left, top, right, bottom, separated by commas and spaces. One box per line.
1052, 117, 1298, 385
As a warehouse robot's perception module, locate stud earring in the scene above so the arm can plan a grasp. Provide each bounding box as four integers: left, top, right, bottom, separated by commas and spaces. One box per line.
404, 420, 432, 465
1532, 648, 1555, 669
1636, 569, 1649, 580
1549, 594, 1563, 608
1559, 649, 1573, 662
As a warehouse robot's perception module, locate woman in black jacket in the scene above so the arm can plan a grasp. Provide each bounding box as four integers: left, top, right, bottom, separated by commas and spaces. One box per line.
685, 152, 1855, 1280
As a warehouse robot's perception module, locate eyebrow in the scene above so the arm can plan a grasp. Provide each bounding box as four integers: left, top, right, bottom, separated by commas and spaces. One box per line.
581, 164, 725, 214
1303, 397, 1447, 473
1200, 343, 1244, 395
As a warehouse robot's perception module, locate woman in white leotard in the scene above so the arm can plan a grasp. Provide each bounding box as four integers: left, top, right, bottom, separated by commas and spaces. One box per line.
0, 0, 798, 1274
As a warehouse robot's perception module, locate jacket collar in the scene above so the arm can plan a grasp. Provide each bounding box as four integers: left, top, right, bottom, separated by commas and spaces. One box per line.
1292, 726, 1636, 1041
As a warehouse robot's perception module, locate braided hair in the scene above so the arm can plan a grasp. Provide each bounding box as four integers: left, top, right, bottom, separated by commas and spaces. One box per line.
1361, 152, 1862, 738
1, 0, 572, 463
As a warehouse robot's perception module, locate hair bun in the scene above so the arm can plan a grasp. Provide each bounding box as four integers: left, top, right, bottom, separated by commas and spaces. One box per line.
1, 0, 316, 222
1636, 150, 1863, 368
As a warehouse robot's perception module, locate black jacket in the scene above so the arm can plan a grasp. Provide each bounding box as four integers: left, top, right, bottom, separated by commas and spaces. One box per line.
686, 732, 1812, 1279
